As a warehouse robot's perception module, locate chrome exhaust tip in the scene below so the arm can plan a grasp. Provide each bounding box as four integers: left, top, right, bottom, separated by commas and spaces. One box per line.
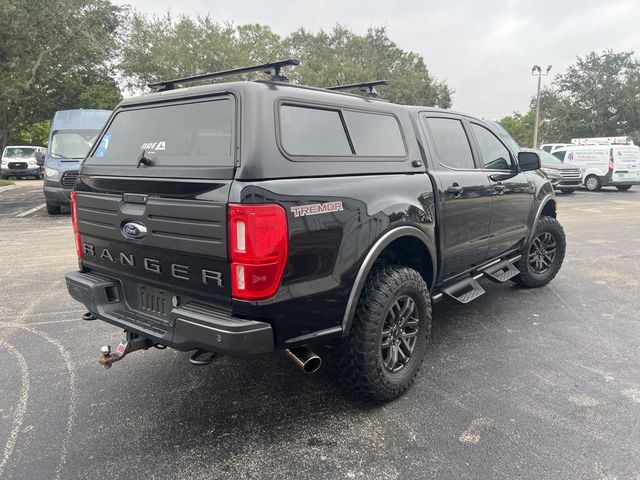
286, 346, 322, 373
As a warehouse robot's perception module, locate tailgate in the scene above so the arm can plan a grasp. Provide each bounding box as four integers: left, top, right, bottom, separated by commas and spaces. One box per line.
76, 185, 231, 305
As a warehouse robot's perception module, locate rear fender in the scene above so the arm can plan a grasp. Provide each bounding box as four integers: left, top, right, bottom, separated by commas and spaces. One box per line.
341, 226, 436, 337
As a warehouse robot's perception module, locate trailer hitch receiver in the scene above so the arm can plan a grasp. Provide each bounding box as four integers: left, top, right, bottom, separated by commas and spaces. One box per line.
99, 332, 153, 368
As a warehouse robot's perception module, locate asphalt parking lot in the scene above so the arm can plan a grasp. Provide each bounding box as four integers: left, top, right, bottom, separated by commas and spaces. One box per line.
1, 179, 639, 479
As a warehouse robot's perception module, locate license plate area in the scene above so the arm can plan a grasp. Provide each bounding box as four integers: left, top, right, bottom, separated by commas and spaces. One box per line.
136, 284, 171, 318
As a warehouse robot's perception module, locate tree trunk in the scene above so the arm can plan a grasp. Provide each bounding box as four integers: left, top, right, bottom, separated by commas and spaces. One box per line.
0, 109, 20, 154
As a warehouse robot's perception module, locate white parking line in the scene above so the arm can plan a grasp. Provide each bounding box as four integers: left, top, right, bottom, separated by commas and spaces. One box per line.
15, 203, 46, 218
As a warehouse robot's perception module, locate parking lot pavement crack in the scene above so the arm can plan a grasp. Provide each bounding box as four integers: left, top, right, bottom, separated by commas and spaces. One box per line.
18, 325, 77, 480
0, 341, 30, 477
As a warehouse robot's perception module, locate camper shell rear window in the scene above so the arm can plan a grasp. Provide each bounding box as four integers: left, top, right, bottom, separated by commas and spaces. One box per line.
83, 96, 236, 179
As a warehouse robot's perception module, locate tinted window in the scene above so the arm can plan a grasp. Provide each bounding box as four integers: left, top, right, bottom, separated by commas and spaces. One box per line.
342, 111, 406, 156
280, 105, 352, 156
542, 145, 552, 152
87, 99, 234, 167
424, 117, 475, 169
471, 124, 512, 170
552, 151, 566, 161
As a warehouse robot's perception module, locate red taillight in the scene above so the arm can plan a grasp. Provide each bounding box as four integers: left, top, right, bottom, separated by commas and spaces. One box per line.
608, 153, 614, 173
228, 204, 288, 300
70, 191, 82, 259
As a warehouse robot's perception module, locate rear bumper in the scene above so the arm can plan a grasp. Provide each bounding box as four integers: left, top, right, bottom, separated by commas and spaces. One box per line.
65, 271, 274, 356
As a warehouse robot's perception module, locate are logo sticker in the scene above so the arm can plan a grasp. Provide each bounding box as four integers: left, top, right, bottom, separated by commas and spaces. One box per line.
140, 141, 166, 151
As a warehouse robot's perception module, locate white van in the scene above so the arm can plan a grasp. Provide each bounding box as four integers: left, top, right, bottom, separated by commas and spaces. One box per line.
552, 144, 640, 191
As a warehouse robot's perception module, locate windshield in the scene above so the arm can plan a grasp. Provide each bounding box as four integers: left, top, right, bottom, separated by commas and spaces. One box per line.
538, 149, 564, 165
50, 129, 101, 159
3, 147, 36, 158
88, 98, 234, 168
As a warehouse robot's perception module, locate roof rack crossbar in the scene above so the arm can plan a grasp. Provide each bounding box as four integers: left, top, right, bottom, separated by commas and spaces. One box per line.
148, 58, 300, 92
326, 80, 390, 97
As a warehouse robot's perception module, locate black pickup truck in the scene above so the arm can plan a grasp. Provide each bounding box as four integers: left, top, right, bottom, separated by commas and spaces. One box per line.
65, 60, 566, 401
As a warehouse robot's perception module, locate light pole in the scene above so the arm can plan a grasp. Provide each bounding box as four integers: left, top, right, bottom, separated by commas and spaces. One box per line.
532, 64, 552, 148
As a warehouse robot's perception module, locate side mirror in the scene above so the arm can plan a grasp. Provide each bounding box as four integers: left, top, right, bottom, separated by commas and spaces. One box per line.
518, 151, 540, 171
34, 150, 45, 166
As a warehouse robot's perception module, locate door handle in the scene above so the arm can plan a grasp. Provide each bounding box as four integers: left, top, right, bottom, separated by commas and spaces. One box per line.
493, 183, 506, 194
447, 184, 464, 196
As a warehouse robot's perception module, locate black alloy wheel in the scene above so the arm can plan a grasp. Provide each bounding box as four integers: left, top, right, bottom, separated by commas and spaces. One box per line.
527, 231, 557, 274
380, 295, 420, 373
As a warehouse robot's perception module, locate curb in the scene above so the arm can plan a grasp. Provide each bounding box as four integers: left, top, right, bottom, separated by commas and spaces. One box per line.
0, 184, 18, 193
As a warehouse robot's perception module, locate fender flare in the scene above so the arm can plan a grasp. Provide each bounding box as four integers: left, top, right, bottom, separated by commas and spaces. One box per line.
340, 226, 437, 336
526, 193, 555, 243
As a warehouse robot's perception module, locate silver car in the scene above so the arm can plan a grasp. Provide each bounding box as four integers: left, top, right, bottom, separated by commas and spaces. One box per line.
523, 148, 582, 194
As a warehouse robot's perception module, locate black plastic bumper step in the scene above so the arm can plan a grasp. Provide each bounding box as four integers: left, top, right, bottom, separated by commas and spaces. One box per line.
442, 277, 485, 304
483, 260, 520, 283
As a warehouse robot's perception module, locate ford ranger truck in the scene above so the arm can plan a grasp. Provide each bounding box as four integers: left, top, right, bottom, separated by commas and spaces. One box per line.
65, 60, 566, 401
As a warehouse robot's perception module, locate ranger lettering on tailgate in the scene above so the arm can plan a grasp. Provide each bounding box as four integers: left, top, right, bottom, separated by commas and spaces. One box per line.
81, 242, 223, 287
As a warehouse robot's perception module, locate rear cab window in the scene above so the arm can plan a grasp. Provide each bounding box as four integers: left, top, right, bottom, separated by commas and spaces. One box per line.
278, 104, 407, 159
422, 117, 475, 170
83, 96, 236, 179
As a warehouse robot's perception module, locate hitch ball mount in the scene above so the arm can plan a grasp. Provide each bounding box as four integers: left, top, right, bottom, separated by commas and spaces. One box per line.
99, 331, 154, 368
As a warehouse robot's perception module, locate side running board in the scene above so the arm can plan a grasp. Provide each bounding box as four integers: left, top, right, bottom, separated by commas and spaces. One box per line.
442, 277, 485, 304
483, 259, 520, 283
432, 255, 522, 305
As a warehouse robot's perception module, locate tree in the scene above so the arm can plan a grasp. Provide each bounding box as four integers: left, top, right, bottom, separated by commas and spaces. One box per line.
119, 15, 452, 108
9, 121, 51, 146
118, 13, 287, 93
498, 110, 535, 147
285, 26, 451, 107
0, 0, 123, 153
553, 50, 640, 138
500, 50, 640, 146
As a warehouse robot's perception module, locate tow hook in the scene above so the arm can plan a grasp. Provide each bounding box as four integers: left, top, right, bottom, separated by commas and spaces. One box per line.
99, 332, 153, 369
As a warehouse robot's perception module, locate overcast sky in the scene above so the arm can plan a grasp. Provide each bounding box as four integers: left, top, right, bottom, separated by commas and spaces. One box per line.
116, 0, 640, 119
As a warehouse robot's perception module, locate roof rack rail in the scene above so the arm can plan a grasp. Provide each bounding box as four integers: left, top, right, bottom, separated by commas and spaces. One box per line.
148, 58, 300, 92
326, 80, 389, 97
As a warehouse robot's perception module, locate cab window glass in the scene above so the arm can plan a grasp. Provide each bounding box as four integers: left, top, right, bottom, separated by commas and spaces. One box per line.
342, 111, 406, 156
424, 117, 474, 169
471, 124, 512, 170
280, 105, 352, 156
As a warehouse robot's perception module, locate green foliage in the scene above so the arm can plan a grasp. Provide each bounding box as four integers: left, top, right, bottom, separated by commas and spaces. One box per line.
501, 50, 640, 146
285, 26, 452, 107
9, 120, 51, 146
498, 110, 535, 148
0, 0, 123, 152
119, 15, 452, 107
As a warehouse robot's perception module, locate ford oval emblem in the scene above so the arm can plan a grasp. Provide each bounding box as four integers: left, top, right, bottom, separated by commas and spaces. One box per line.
121, 221, 147, 239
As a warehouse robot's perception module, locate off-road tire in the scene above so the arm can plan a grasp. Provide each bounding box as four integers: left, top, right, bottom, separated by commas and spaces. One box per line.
46, 202, 61, 215
513, 216, 566, 288
330, 265, 431, 402
616, 185, 632, 192
560, 188, 576, 194
584, 175, 602, 192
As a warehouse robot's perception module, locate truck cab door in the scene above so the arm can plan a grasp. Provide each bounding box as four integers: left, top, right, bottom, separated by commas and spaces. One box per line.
420, 115, 492, 278
468, 122, 533, 258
